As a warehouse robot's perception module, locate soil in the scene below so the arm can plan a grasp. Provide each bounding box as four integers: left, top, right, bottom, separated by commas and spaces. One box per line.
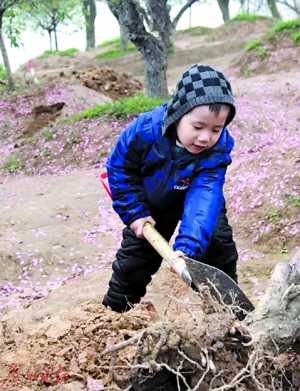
228, 32, 300, 78
38, 66, 144, 100
1, 20, 300, 390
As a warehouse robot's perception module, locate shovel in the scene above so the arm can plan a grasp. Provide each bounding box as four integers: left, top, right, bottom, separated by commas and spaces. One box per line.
99, 171, 254, 320
143, 222, 255, 320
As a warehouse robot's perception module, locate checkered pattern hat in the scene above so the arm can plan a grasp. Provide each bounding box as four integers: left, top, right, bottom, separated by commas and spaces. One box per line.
162, 64, 235, 134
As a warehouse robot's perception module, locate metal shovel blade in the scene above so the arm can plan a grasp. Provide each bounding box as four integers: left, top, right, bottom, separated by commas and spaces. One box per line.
185, 257, 255, 320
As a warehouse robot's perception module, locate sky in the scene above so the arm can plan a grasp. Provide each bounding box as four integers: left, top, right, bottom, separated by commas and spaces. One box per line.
3, 1, 247, 72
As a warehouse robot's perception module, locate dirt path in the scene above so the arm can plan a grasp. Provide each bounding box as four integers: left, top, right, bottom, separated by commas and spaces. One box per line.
0, 169, 122, 313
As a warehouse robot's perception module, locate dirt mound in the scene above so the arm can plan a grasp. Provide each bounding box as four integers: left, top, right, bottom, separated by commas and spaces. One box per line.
227, 32, 300, 77
40, 65, 144, 100
22, 102, 65, 137
210, 18, 276, 42
1, 290, 299, 391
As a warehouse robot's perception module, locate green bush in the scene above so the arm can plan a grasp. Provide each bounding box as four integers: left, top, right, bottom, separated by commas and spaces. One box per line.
94, 44, 137, 60
0, 63, 6, 79
230, 13, 268, 22
266, 17, 300, 38
245, 39, 262, 51
69, 93, 166, 122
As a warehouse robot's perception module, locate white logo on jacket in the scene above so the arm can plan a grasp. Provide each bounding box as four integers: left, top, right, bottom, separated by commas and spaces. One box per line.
174, 178, 190, 190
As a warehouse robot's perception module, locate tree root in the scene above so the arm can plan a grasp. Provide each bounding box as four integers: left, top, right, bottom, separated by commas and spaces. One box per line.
97, 250, 300, 390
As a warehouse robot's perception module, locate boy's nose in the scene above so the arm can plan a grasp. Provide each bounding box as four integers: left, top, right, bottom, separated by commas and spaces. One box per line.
197, 131, 210, 145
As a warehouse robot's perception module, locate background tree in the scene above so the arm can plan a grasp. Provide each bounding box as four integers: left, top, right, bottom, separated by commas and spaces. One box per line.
82, 0, 96, 50
0, 0, 25, 90
217, 0, 230, 21
273, 0, 300, 15
24, 0, 83, 51
266, 0, 282, 18
106, 0, 199, 99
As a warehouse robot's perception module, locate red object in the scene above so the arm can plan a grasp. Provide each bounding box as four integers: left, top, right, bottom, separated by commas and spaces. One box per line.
28, 60, 34, 70
100, 171, 112, 199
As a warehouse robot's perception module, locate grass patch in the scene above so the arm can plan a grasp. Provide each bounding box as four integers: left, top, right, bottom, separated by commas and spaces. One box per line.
285, 187, 300, 206
1, 153, 23, 172
69, 93, 166, 122
269, 208, 281, 223
41, 148, 51, 157
0, 63, 6, 80
245, 38, 262, 51
58, 48, 79, 57
38, 48, 79, 58
98, 37, 121, 48
258, 48, 267, 59
44, 130, 53, 142
94, 43, 137, 60
229, 13, 269, 22
178, 26, 212, 35
266, 17, 300, 39
38, 50, 56, 58
292, 31, 300, 42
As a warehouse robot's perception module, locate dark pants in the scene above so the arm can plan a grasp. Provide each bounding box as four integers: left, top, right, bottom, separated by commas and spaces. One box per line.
103, 203, 238, 313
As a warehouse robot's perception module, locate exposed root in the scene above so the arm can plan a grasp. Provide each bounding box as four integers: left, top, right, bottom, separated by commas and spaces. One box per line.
97, 292, 297, 391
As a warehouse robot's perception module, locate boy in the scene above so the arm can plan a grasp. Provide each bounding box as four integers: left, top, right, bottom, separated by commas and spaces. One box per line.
102, 64, 238, 313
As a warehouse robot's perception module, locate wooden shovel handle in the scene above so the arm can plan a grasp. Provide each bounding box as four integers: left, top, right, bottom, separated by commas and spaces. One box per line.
143, 222, 192, 286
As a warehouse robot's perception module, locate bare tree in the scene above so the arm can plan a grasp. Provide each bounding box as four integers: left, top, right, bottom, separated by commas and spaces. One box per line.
82, 0, 96, 50
105, 0, 199, 99
0, 0, 24, 90
266, 0, 282, 18
274, 0, 300, 14
216, 0, 230, 22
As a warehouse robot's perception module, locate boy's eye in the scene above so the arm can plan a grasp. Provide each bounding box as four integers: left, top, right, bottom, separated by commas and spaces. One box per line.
193, 125, 202, 130
213, 129, 222, 133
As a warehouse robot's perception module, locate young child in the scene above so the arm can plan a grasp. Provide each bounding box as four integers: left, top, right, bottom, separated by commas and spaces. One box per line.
102, 64, 238, 313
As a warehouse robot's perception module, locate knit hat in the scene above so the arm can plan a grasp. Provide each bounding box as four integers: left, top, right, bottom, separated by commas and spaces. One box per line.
162, 64, 236, 135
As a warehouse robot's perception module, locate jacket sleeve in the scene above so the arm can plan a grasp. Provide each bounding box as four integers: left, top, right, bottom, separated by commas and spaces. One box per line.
173, 166, 227, 260
106, 116, 151, 226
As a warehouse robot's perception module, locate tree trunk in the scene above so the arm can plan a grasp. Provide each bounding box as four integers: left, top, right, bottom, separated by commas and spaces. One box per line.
0, 11, 15, 90
172, 0, 199, 29
217, 0, 230, 22
144, 46, 169, 99
48, 30, 52, 51
266, 0, 282, 19
244, 248, 300, 353
107, 0, 170, 99
54, 27, 58, 51
120, 23, 129, 52
83, 0, 96, 50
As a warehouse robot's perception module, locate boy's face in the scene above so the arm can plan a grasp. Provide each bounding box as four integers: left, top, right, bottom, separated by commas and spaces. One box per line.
176, 105, 229, 154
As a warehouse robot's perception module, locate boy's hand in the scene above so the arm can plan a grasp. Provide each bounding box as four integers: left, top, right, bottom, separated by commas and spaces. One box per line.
172, 250, 186, 259
166, 250, 186, 273
130, 216, 156, 238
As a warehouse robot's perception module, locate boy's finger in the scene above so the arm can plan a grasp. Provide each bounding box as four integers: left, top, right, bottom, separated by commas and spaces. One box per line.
136, 225, 144, 238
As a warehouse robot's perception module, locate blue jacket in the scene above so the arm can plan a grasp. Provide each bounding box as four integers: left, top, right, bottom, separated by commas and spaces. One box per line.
106, 104, 234, 260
